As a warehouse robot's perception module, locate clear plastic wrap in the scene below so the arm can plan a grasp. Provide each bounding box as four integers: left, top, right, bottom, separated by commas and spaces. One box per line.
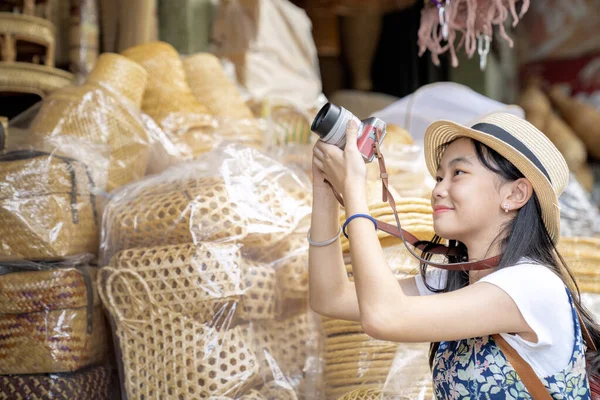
98, 143, 320, 399
22, 52, 151, 193
0, 257, 110, 379
0, 149, 100, 261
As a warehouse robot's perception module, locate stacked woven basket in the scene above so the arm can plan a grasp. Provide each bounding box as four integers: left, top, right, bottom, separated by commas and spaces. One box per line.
98, 147, 317, 399
0, 1, 73, 118
0, 259, 112, 399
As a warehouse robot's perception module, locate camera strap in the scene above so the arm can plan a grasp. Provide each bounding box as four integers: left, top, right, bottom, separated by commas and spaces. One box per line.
328, 128, 501, 272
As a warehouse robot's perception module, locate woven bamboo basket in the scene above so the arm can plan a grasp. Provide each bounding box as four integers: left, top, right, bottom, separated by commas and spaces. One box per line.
240, 311, 314, 388
183, 52, 254, 120
0, 150, 99, 261
242, 179, 298, 250
98, 267, 261, 398
121, 41, 216, 156
0, 12, 55, 66
241, 260, 279, 320
0, 265, 108, 374
0, 62, 72, 97
104, 177, 250, 258
249, 98, 313, 146
27, 53, 149, 192
0, 364, 113, 400
109, 242, 244, 322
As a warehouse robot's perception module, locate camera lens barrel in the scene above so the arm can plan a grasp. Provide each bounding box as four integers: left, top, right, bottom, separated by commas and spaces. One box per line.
311, 103, 342, 139
311, 103, 360, 149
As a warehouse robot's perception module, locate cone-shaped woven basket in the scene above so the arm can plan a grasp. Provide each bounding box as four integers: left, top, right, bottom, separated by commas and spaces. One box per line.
98, 267, 262, 398
0, 150, 98, 261
122, 41, 216, 156
27, 53, 150, 191
184, 52, 254, 119
0, 265, 107, 374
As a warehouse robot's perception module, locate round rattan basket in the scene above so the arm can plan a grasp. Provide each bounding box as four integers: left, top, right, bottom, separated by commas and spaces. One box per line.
0, 62, 72, 96
0, 266, 107, 374
0, 12, 55, 65
0, 364, 113, 400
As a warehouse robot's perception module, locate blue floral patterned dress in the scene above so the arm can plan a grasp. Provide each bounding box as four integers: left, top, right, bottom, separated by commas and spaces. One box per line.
432, 289, 590, 399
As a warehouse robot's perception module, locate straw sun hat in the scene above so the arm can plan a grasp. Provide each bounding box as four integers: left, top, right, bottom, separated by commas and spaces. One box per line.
424, 112, 569, 244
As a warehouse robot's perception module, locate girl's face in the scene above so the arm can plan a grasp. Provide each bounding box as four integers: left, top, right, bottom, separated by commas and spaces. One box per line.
431, 138, 510, 245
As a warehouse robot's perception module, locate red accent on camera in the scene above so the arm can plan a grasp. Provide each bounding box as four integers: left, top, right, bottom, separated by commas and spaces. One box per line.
357, 124, 376, 160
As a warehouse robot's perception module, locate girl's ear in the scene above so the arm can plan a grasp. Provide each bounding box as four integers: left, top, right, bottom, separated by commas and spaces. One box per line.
505, 178, 533, 210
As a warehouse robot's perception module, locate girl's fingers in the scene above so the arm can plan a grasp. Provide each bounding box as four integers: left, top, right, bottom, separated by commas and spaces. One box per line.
313, 156, 325, 171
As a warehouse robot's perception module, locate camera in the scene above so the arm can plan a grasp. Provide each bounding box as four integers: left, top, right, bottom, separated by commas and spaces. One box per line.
311, 103, 386, 163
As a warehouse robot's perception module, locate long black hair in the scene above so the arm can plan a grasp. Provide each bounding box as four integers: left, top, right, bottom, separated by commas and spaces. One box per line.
421, 138, 600, 373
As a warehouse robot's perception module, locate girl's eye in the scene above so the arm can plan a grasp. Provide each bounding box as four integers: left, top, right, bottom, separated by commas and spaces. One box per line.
454, 169, 465, 176
435, 176, 443, 183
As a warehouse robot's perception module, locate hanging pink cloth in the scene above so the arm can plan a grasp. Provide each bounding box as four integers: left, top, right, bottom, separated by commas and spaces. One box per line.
418, 0, 530, 67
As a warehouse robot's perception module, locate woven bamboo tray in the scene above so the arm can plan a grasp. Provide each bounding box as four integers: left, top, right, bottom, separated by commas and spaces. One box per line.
109, 242, 244, 322
0, 150, 98, 261
0, 12, 55, 66
105, 177, 250, 257
98, 267, 262, 398
0, 266, 108, 374
322, 317, 398, 400
0, 364, 113, 400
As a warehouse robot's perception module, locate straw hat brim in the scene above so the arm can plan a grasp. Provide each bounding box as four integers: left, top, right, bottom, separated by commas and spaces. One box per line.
424, 120, 560, 244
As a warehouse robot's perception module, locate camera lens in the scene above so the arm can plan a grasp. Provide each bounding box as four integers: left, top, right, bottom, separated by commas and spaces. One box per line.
311, 103, 341, 139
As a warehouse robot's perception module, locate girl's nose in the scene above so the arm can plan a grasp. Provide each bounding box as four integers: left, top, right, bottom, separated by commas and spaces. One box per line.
432, 179, 448, 199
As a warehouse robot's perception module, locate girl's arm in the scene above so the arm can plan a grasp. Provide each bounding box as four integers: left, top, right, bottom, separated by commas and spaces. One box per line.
308, 158, 421, 322
345, 187, 533, 343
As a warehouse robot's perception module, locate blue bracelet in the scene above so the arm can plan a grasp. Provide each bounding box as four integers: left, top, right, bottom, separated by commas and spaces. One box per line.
342, 213, 378, 239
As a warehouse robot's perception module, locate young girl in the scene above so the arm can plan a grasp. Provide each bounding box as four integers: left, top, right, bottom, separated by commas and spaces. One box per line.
308, 112, 600, 398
